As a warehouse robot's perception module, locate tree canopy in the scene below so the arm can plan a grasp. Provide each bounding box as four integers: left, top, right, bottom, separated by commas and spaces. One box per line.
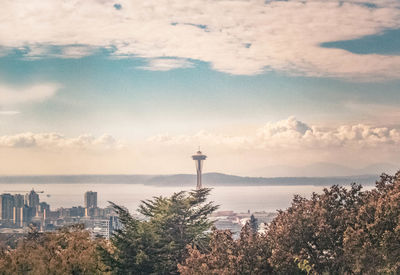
178, 223, 272, 275
343, 172, 400, 274
181, 172, 400, 274
101, 188, 218, 275
0, 224, 107, 275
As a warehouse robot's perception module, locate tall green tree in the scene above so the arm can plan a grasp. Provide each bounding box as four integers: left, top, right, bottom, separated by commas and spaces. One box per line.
101, 188, 218, 275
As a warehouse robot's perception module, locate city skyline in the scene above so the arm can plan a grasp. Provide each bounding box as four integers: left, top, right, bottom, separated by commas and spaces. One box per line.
1, 0, 400, 176
0, 188, 119, 238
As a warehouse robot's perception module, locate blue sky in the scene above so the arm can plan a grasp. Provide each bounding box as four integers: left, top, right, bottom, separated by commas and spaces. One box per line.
321, 29, 400, 55
1, 51, 400, 136
0, 0, 400, 176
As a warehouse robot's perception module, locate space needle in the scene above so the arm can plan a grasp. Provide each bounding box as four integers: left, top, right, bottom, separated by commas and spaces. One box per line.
192, 149, 207, 189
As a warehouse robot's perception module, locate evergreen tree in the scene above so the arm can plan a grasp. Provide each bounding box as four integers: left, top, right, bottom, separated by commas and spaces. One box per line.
101, 188, 218, 275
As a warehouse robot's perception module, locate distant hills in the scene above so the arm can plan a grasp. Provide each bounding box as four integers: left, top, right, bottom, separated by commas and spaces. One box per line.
250, 162, 398, 177
145, 173, 379, 186
0, 172, 382, 187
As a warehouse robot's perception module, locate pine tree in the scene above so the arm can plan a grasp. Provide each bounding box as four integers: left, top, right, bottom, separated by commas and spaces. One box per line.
101, 188, 218, 275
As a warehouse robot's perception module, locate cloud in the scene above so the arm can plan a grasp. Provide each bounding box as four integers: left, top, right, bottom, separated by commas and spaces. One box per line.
0, 83, 60, 105
0, 132, 123, 150
138, 58, 194, 71
1, 0, 400, 79
148, 116, 400, 150
60, 45, 97, 59
21, 45, 97, 60
0, 110, 20, 115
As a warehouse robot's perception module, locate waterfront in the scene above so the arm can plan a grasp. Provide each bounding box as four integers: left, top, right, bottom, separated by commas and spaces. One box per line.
0, 183, 369, 213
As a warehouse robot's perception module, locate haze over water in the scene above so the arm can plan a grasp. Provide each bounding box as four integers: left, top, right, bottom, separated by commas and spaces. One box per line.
0, 182, 371, 213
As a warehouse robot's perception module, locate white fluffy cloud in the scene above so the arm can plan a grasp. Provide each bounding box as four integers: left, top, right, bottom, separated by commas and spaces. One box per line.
148, 116, 400, 150
1, 0, 400, 79
138, 58, 194, 71
0, 83, 60, 105
0, 132, 123, 150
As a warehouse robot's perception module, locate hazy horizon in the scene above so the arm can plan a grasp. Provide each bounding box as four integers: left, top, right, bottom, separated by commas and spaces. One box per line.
0, 162, 396, 178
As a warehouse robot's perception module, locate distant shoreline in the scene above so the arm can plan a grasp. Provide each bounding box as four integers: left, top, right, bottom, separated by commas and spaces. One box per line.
0, 173, 380, 186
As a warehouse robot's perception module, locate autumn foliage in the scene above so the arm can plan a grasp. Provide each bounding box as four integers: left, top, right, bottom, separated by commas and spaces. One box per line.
343, 173, 400, 273
0, 224, 108, 274
180, 172, 400, 274
178, 224, 272, 275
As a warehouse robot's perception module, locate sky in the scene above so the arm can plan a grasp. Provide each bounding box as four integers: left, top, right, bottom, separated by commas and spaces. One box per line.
1, 0, 400, 176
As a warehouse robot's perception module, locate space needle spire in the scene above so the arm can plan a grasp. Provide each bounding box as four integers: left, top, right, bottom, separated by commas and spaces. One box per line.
192, 149, 207, 189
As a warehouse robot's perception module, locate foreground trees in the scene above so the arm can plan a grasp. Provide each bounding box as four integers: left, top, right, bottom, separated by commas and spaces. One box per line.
343, 172, 400, 274
0, 224, 107, 275
267, 183, 364, 274
101, 188, 218, 275
180, 172, 400, 274
178, 224, 272, 275
267, 172, 400, 274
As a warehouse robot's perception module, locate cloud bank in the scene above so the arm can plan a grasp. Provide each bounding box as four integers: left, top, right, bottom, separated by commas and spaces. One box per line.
0, 133, 122, 151
1, 0, 400, 79
148, 116, 400, 150
0, 119, 399, 175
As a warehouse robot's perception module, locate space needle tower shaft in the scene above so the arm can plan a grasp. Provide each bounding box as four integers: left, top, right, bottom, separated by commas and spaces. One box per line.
192, 150, 207, 189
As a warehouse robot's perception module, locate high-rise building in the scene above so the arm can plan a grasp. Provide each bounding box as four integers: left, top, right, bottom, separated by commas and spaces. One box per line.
0, 194, 15, 221
13, 206, 27, 227
12, 194, 26, 227
192, 150, 207, 189
84, 191, 97, 208
91, 219, 111, 239
14, 194, 24, 208
39, 202, 50, 213
25, 189, 40, 208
